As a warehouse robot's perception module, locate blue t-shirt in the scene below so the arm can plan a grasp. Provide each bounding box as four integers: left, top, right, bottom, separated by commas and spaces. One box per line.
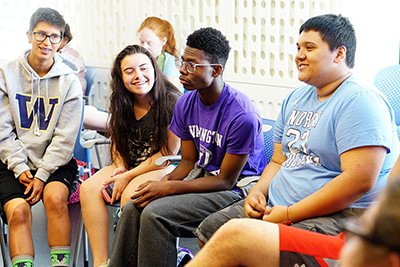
162, 52, 179, 78
269, 76, 399, 209
162, 52, 184, 93
169, 83, 266, 176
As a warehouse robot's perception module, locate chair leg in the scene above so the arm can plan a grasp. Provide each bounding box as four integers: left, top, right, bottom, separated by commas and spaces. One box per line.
83, 227, 89, 267
3, 224, 7, 244
73, 212, 90, 267
95, 145, 103, 169
73, 213, 84, 267
0, 222, 9, 267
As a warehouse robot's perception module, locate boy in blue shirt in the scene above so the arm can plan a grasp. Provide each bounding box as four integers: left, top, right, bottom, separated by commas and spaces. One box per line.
194, 14, 399, 247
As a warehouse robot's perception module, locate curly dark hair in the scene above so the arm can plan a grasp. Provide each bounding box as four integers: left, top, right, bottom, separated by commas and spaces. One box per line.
186, 27, 231, 68
29, 7, 65, 34
300, 14, 356, 69
107, 45, 182, 169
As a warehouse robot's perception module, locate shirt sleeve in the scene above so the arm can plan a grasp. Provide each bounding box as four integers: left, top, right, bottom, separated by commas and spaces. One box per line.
226, 111, 261, 155
0, 70, 30, 178
335, 90, 393, 155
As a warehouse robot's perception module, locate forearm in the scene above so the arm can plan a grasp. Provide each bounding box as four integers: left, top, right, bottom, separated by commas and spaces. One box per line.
289, 173, 375, 223
388, 155, 400, 184
0, 92, 29, 177
125, 150, 177, 180
248, 160, 281, 197
165, 174, 237, 195
37, 97, 82, 181
162, 158, 195, 181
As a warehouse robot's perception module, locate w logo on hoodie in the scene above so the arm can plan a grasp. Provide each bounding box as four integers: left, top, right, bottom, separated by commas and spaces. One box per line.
16, 93, 59, 131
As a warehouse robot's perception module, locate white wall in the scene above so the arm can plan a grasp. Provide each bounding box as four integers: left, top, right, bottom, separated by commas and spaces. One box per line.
0, 0, 398, 119
340, 0, 400, 84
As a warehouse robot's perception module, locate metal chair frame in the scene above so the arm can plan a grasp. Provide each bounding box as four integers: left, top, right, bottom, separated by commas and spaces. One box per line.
0, 207, 8, 267
72, 136, 112, 267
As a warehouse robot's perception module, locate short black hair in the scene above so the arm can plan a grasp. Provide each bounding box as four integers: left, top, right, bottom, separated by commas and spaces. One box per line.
29, 7, 65, 35
63, 23, 73, 42
300, 14, 356, 69
186, 27, 231, 68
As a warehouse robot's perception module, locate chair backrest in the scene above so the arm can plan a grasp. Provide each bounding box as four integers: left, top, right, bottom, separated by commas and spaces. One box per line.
373, 65, 400, 126
73, 101, 91, 163
262, 118, 275, 164
84, 66, 97, 97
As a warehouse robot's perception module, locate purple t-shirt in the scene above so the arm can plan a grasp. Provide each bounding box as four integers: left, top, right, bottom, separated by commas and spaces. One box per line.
169, 83, 266, 176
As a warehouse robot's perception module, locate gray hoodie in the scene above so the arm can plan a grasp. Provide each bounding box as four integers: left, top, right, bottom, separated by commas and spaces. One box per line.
0, 50, 83, 182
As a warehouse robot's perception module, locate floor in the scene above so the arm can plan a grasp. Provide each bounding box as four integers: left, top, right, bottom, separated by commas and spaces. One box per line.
1, 201, 200, 266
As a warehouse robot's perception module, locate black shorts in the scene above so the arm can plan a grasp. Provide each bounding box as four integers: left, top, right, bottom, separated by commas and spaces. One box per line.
0, 158, 78, 207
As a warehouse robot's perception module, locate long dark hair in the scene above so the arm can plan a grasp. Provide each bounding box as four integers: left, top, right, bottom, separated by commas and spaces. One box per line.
107, 45, 181, 169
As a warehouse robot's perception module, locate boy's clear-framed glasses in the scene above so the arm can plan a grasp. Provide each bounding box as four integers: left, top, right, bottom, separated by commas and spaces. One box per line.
344, 219, 400, 253
175, 59, 220, 73
30, 31, 63, 44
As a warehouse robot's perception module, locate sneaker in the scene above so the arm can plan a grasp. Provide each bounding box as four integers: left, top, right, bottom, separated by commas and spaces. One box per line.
177, 246, 194, 267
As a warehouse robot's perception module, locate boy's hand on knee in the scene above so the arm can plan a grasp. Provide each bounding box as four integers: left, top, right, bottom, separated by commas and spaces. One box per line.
24, 177, 45, 205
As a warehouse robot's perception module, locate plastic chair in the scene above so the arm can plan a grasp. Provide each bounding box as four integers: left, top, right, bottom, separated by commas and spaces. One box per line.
373, 65, 400, 138
236, 118, 275, 195
72, 101, 92, 267
84, 66, 97, 98
73, 134, 111, 267
73, 99, 112, 267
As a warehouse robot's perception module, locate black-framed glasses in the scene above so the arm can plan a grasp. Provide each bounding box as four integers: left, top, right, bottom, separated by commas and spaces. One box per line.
30, 31, 63, 44
344, 219, 400, 253
175, 59, 220, 74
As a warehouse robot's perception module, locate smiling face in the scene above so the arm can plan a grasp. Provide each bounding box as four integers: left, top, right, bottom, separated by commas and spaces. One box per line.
27, 21, 62, 68
120, 53, 155, 100
138, 27, 166, 60
295, 30, 340, 88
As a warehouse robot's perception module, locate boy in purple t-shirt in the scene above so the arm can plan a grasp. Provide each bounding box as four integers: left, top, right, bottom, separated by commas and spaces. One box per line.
109, 27, 266, 267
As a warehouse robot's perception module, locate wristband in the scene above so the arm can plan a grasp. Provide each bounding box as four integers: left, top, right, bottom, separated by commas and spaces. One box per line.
284, 205, 293, 225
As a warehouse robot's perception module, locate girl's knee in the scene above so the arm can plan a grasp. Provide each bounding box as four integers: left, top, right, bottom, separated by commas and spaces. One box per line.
120, 191, 133, 206
80, 176, 97, 194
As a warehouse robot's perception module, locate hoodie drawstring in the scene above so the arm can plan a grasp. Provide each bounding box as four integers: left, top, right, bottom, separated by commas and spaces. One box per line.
45, 79, 49, 122
31, 73, 41, 136
32, 74, 49, 136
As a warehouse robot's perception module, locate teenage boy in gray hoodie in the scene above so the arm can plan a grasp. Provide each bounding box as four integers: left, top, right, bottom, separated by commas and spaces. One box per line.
0, 7, 83, 267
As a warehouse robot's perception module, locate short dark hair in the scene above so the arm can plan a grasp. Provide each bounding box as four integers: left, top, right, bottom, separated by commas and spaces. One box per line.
29, 7, 65, 35
186, 27, 231, 68
299, 14, 356, 69
63, 23, 73, 43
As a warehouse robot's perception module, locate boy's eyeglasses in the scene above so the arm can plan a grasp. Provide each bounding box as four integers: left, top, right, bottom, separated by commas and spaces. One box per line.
344, 219, 400, 253
175, 59, 220, 74
31, 31, 63, 44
